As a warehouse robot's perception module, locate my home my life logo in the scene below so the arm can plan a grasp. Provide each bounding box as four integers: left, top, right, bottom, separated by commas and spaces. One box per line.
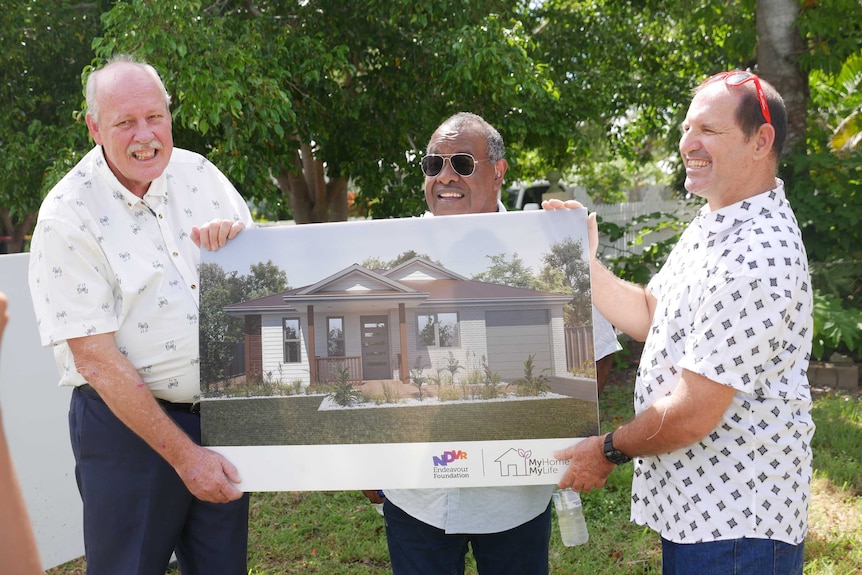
494, 448, 564, 478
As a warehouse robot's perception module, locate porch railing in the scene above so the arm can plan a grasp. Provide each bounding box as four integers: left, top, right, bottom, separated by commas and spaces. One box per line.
315, 356, 363, 385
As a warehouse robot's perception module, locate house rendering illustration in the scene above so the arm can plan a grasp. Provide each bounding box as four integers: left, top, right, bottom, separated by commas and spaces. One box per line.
222, 257, 574, 388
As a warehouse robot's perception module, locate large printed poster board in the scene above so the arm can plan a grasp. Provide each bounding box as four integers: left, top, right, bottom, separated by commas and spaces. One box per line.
201, 209, 599, 491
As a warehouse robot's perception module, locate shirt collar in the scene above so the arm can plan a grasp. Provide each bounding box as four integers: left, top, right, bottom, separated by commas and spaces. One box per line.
93, 145, 168, 210
695, 179, 786, 236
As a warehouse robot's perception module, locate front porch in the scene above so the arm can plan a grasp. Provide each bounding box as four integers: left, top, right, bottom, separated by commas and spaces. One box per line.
315, 355, 363, 385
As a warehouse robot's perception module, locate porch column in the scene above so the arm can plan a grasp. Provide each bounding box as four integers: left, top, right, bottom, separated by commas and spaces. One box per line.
399, 303, 409, 383
307, 305, 316, 384
244, 315, 262, 379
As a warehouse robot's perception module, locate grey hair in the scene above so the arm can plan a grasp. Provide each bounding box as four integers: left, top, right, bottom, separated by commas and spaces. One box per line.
431, 112, 505, 161
85, 54, 172, 122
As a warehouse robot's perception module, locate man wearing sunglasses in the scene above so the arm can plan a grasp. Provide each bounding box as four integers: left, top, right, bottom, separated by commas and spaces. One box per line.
419, 114, 506, 216
548, 72, 813, 574
372, 112, 620, 575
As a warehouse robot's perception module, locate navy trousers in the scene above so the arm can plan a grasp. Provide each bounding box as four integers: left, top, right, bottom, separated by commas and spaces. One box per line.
384, 498, 552, 575
69, 388, 249, 575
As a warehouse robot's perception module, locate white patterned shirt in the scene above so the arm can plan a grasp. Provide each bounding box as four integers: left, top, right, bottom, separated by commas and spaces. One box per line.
632, 180, 814, 545
28, 146, 253, 403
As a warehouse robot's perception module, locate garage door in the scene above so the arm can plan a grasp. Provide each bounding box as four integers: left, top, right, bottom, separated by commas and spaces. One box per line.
485, 309, 552, 381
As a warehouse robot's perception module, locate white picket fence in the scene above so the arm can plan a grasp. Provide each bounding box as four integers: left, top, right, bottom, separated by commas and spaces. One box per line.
572, 185, 700, 259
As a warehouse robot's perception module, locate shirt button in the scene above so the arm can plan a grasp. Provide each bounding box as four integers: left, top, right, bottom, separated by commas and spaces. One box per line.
173, 252, 179, 257
191, 284, 197, 290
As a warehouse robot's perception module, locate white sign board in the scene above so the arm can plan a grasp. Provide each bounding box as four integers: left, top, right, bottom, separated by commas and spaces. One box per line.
202, 209, 599, 491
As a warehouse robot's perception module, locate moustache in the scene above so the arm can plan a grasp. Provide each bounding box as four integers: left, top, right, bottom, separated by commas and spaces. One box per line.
127, 141, 164, 155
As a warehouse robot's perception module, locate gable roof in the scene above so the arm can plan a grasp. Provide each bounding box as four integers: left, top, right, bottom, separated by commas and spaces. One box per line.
384, 257, 468, 282
222, 257, 572, 314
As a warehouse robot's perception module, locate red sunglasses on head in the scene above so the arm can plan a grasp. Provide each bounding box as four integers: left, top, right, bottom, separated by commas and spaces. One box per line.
704, 71, 772, 125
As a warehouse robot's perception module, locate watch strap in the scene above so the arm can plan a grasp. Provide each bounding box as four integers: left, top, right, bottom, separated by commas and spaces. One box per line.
603, 430, 632, 465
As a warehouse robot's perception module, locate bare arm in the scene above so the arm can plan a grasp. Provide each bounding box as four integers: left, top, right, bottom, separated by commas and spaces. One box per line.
0, 293, 43, 574
67, 333, 243, 503
590, 256, 655, 342
0, 415, 43, 574
554, 369, 737, 492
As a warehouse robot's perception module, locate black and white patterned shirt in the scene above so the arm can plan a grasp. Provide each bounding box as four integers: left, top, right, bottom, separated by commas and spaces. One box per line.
631, 180, 814, 545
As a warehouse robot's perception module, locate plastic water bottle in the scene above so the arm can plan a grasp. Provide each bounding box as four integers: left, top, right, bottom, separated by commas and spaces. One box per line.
372, 490, 385, 516
552, 488, 589, 546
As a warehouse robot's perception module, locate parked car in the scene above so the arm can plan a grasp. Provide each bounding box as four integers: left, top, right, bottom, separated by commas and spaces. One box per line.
504, 181, 549, 210
504, 180, 575, 210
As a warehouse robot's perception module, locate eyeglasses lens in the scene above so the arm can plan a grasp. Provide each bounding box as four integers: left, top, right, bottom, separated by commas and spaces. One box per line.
724, 72, 751, 84
421, 154, 477, 177
450, 154, 475, 176
421, 156, 444, 177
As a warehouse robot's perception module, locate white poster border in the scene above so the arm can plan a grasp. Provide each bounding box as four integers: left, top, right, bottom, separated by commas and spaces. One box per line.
202, 209, 597, 492
212, 438, 582, 492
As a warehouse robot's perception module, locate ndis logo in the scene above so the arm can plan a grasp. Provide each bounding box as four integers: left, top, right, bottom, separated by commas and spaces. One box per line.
432, 449, 468, 467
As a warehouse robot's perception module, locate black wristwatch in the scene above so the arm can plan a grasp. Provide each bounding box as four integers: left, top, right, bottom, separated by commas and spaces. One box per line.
603, 431, 631, 465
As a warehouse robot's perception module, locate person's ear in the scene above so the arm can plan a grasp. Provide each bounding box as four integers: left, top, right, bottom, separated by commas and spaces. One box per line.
85, 113, 103, 145
494, 159, 508, 181
753, 123, 775, 160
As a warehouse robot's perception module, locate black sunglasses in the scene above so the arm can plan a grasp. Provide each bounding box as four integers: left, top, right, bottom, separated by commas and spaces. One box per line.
420, 153, 491, 177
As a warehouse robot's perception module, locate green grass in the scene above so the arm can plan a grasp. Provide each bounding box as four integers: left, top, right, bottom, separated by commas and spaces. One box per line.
49, 371, 862, 574
811, 393, 862, 493
202, 393, 598, 446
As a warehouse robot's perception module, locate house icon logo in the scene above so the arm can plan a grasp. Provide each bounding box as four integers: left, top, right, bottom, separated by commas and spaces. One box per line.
494, 448, 531, 477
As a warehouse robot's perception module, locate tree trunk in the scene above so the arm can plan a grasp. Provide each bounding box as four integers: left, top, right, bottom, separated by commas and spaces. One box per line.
756, 0, 808, 156
0, 210, 36, 254
327, 178, 349, 222
276, 138, 349, 224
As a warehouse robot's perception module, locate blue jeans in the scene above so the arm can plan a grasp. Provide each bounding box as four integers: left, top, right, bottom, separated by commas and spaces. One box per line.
384, 499, 552, 575
662, 537, 804, 575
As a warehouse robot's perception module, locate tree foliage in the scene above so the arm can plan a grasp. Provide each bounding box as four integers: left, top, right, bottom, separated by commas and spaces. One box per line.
3, 1, 859, 233
472, 239, 595, 325
0, 1, 107, 251
2, 1, 860, 360
361, 250, 436, 271
542, 237, 593, 325
91, 0, 564, 223
199, 260, 289, 388
473, 252, 543, 291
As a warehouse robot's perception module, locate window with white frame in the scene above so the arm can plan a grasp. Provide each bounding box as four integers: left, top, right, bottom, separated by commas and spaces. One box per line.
417, 311, 460, 348
327, 316, 345, 356
283, 318, 301, 363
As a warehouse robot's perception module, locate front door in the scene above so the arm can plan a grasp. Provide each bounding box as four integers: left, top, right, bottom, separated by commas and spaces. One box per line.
360, 315, 391, 380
